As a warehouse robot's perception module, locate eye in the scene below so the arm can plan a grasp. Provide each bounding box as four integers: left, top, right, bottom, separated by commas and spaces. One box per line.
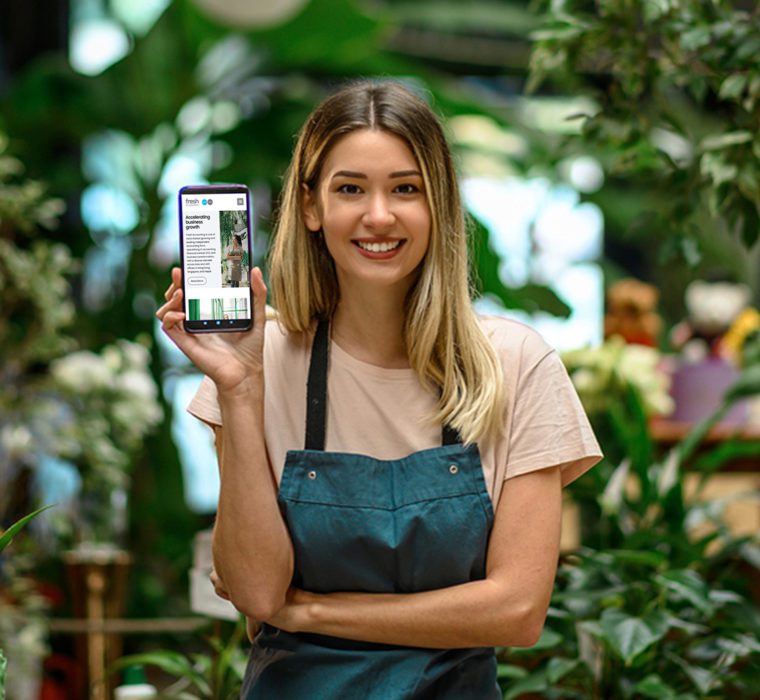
337, 183, 362, 195
394, 183, 420, 195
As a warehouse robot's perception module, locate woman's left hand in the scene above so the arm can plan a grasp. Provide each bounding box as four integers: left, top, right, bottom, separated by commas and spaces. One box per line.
264, 587, 313, 633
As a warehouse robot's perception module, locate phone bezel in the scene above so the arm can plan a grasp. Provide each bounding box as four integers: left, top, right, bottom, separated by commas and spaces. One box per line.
178, 184, 254, 333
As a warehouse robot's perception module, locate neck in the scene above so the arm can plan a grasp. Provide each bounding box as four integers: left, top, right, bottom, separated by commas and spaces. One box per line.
331, 286, 410, 369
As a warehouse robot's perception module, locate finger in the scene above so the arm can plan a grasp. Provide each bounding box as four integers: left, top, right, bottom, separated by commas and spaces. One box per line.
209, 571, 230, 600
163, 267, 183, 301
156, 289, 183, 321
212, 582, 230, 600
161, 310, 186, 333
251, 267, 268, 328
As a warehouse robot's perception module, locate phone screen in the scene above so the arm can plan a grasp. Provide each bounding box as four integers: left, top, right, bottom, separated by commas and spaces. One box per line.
178, 184, 253, 332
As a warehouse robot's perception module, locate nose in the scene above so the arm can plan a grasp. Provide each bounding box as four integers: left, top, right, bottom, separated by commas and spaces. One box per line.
362, 193, 395, 230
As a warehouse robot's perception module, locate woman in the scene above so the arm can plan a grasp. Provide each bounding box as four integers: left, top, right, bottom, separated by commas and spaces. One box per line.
157, 80, 601, 698
226, 234, 244, 287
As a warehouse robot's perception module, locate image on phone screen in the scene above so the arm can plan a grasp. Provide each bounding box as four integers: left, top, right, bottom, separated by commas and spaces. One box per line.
178, 184, 254, 332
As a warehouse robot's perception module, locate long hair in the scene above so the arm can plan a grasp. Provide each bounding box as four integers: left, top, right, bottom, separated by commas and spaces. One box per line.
269, 80, 505, 443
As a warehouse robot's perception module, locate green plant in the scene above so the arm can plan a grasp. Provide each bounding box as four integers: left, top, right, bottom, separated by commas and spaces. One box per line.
496, 355, 760, 698
111, 619, 247, 699
529, 0, 760, 254
0, 505, 54, 554
0, 505, 54, 700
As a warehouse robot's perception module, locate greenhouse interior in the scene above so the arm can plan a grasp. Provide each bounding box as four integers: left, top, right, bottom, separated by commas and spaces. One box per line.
0, 0, 759, 698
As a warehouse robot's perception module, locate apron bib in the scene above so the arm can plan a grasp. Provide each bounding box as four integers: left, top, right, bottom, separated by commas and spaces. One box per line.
242, 320, 500, 699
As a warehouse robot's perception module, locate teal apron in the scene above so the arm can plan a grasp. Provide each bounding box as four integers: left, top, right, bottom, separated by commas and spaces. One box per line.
242, 320, 500, 698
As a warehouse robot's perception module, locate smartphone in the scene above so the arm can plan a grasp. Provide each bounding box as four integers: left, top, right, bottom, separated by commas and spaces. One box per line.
178, 184, 253, 332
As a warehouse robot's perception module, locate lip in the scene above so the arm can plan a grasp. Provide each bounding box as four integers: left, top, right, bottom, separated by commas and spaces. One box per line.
351, 238, 406, 260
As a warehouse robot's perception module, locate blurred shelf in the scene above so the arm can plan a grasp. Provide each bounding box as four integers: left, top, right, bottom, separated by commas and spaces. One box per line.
49, 617, 210, 635
649, 418, 760, 472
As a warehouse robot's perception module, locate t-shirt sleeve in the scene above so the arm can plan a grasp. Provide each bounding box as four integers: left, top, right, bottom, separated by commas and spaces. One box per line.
506, 348, 602, 487
187, 375, 223, 427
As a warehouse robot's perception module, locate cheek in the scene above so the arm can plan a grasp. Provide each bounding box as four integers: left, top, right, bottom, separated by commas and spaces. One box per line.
414, 209, 432, 248
319, 201, 357, 234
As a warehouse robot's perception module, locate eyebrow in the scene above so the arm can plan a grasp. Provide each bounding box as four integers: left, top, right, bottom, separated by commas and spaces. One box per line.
331, 169, 422, 180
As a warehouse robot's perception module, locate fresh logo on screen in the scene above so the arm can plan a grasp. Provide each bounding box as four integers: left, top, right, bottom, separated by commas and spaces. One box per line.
185, 198, 214, 206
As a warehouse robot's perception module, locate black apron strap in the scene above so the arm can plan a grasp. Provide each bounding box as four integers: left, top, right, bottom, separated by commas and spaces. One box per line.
304, 318, 462, 450
305, 318, 330, 450
442, 423, 462, 446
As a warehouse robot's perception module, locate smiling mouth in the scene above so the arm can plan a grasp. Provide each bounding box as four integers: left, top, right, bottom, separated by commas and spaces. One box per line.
354, 240, 404, 253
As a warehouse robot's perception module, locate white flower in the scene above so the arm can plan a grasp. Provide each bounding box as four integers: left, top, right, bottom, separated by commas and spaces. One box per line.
117, 339, 151, 370
563, 338, 674, 417
0, 424, 33, 459
616, 344, 659, 384
116, 370, 158, 402
102, 345, 123, 372
51, 351, 113, 392
571, 368, 603, 394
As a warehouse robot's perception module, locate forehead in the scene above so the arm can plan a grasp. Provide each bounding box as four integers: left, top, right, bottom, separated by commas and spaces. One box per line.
321, 129, 420, 175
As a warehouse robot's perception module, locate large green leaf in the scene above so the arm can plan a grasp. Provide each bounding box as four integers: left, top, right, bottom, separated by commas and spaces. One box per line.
606, 549, 668, 569
634, 673, 678, 699
598, 458, 630, 516
0, 649, 6, 700
599, 608, 669, 665
669, 654, 717, 695
496, 663, 527, 680
110, 651, 210, 694
725, 365, 760, 402
508, 626, 563, 656
503, 668, 549, 700
654, 570, 713, 614
0, 504, 55, 552
545, 656, 579, 684
209, 619, 247, 693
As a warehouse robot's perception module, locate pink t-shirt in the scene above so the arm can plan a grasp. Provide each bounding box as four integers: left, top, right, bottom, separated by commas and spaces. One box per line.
187, 316, 601, 510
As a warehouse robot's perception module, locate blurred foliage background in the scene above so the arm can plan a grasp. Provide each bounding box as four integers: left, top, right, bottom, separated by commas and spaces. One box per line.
1, 0, 759, 697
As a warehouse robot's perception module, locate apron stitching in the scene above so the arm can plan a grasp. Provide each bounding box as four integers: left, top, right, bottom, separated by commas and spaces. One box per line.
278, 492, 487, 510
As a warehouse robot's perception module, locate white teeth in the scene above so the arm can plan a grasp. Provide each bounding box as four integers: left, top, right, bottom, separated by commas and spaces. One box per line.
356, 240, 401, 253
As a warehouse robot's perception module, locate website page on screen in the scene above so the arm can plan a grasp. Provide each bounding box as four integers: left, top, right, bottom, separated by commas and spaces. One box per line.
181, 191, 252, 328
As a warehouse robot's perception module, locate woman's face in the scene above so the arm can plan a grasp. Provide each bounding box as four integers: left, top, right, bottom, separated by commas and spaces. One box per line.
303, 129, 431, 298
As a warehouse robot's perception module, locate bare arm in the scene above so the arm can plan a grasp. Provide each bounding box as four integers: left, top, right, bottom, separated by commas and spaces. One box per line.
265, 464, 563, 648
156, 266, 293, 619
212, 390, 293, 620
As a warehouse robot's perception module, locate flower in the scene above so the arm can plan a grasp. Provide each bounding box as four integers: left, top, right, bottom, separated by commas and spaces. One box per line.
562, 337, 674, 417
50, 351, 113, 392
0, 425, 33, 461
720, 307, 760, 363
44, 338, 163, 542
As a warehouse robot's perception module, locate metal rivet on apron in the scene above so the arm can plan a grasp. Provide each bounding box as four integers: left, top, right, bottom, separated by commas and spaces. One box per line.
449, 464, 458, 475
308, 470, 317, 480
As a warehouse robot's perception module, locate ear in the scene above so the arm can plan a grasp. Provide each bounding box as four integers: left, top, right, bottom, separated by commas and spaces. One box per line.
301, 183, 322, 232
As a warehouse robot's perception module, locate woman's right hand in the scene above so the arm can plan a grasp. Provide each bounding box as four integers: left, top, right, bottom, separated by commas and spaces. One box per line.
155, 266, 268, 392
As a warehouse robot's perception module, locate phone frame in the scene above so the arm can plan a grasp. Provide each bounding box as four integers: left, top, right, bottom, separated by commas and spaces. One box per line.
178, 184, 254, 333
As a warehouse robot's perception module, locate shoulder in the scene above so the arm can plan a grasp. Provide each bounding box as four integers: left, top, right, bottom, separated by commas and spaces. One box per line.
263, 316, 311, 355
477, 315, 555, 369
262, 316, 315, 380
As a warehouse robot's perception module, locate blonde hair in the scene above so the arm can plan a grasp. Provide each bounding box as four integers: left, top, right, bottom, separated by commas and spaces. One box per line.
269, 80, 505, 443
